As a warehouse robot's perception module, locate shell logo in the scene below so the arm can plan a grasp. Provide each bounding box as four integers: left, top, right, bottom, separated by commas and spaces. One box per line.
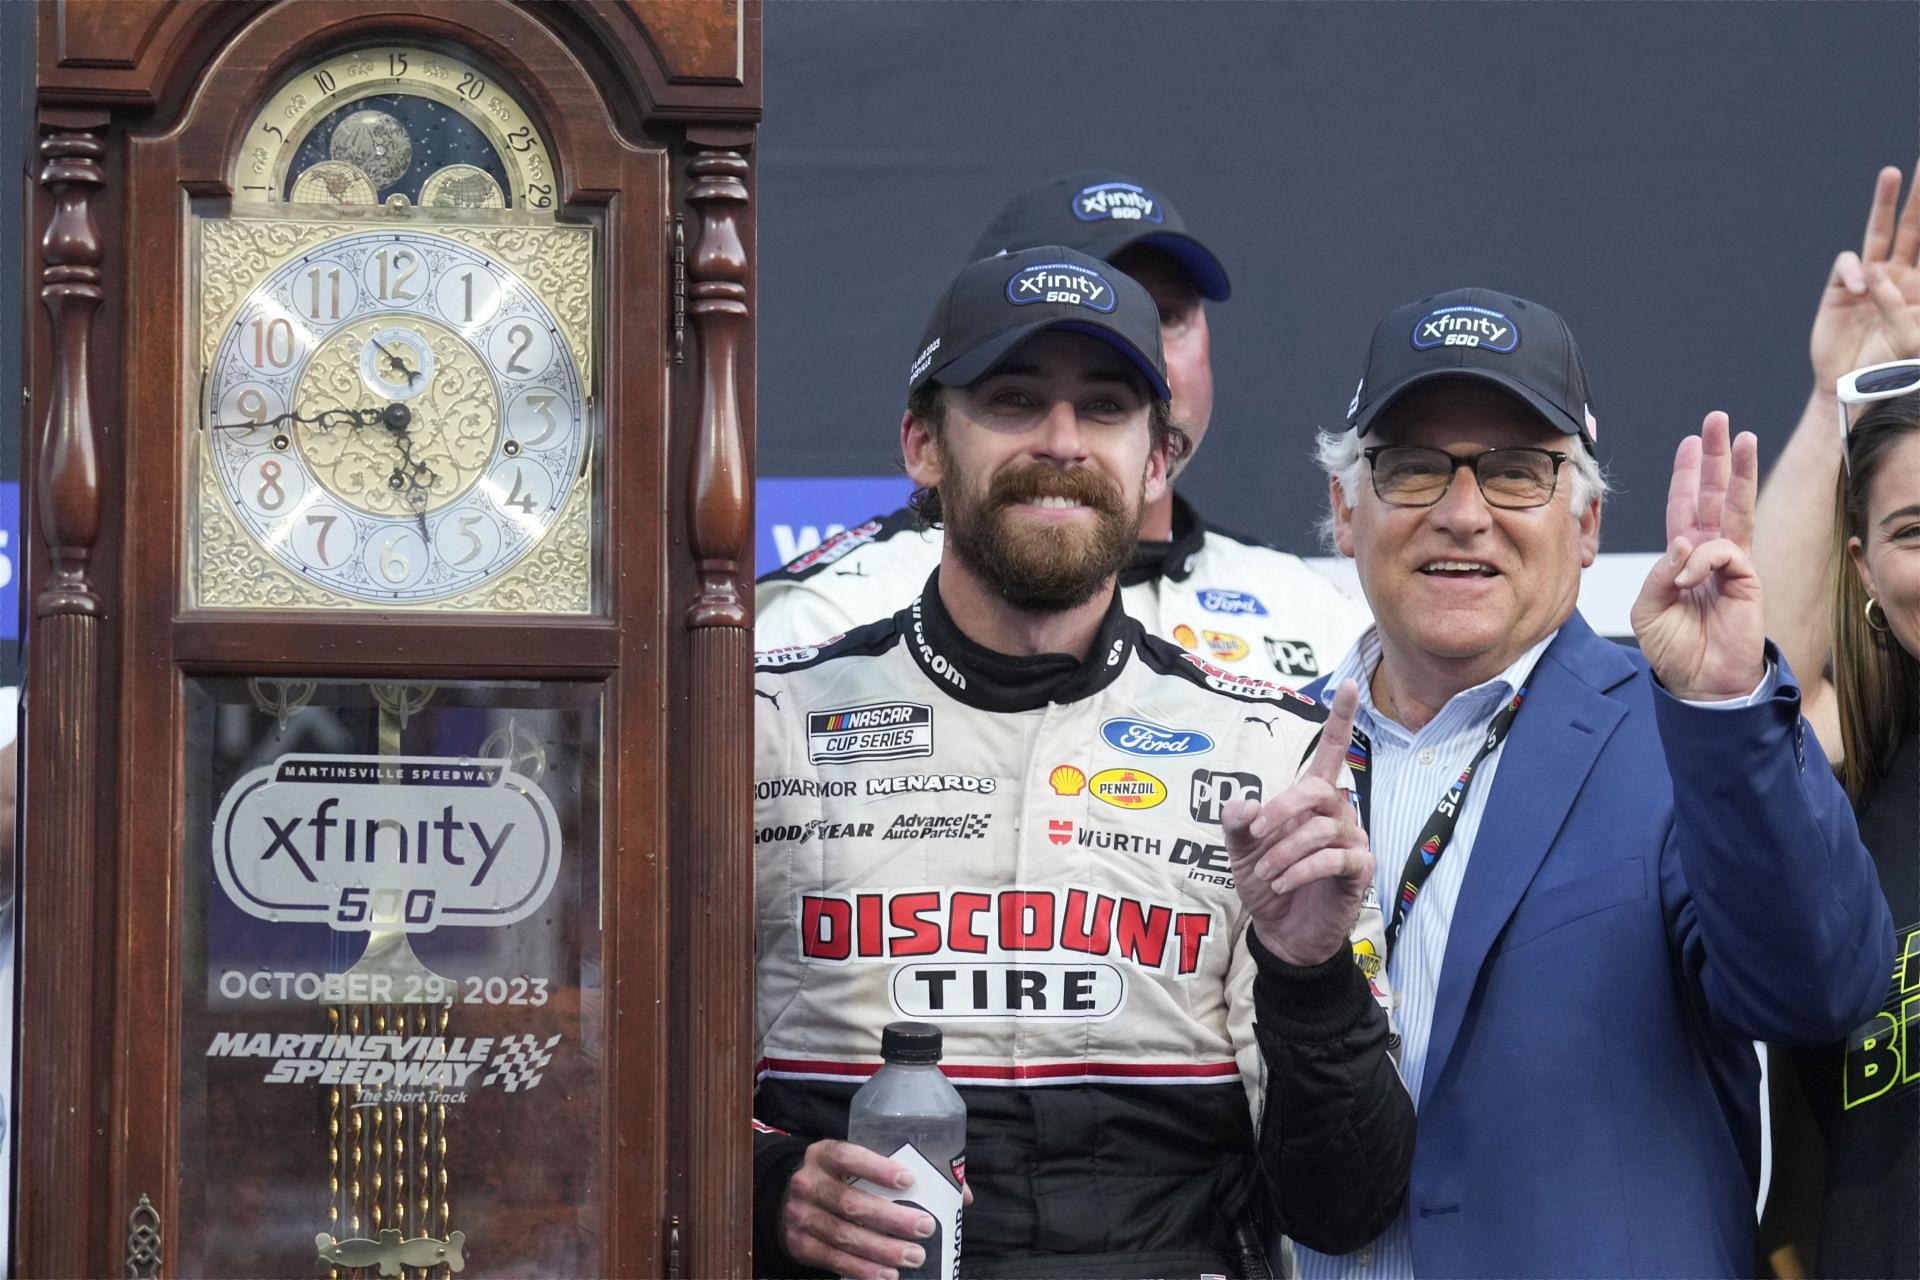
1203, 630, 1249, 662
1049, 765, 1086, 797
1088, 768, 1167, 810
1172, 624, 1199, 650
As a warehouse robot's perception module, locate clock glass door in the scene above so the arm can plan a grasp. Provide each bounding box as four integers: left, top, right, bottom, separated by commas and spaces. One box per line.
175, 676, 606, 1278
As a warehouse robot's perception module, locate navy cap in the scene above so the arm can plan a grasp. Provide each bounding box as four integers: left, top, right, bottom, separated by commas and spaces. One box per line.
968, 170, 1231, 302
1344, 287, 1598, 451
909, 245, 1171, 401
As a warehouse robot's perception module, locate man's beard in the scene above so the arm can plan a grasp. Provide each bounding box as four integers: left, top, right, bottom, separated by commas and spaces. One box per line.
943, 462, 1140, 613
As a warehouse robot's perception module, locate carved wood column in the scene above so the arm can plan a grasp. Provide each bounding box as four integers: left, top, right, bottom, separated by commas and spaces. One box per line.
682, 145, 753, 1278
21, 114, 110, 1278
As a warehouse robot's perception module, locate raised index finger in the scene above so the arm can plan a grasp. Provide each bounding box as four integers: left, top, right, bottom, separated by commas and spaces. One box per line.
1302, 680, 1360, 786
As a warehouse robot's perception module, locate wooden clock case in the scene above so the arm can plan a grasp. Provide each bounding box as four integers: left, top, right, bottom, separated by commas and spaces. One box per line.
23, 2, 760, 1274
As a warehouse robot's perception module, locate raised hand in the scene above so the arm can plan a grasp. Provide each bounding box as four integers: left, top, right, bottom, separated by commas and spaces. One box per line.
781, 1139, 956, 1280
1224, 681, 1372, 966
1811, 164, 1920, 390
1630, 411, 1765, 701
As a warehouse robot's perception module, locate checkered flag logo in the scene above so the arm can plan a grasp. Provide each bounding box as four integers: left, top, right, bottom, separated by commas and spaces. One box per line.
482, 1033, 562, 1092
961, 814, 989, 839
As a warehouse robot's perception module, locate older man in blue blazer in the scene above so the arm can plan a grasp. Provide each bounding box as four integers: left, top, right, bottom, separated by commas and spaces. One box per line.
1291, 287, 1894, 1279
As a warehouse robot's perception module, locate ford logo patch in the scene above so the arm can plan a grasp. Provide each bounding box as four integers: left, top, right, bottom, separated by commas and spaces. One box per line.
1100, 718, 1215, 757
1196, 588, 1268, 616
1412, 304, 1518, 353
1072, 181, 1164, 225
1007, 262, 1117, 313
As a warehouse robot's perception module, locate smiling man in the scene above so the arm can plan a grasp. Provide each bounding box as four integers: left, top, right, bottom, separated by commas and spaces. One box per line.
756, 171, 1369, 689
750, 247, 1413, 1280
1292, 288, 1894, 1278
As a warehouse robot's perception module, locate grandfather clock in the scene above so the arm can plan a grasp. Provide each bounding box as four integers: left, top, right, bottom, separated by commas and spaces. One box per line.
22, 3, 759, 1276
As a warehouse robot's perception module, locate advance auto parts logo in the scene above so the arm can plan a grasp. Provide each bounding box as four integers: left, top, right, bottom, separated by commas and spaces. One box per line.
212, 754, 561, 934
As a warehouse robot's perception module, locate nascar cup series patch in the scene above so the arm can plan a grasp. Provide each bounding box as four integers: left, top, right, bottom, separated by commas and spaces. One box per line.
1006, 261, 1117, 313
1411, 303, 1518, 353
1071, 180, 1164, 224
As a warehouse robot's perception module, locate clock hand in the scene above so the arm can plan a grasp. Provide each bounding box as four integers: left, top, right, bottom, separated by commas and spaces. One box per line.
372, 337, 421, 386
383, 414, 435, 547
209, 402, 412, 436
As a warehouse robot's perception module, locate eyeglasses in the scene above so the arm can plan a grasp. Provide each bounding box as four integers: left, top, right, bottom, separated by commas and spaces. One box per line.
1362, 445, 1569, 510
1837, 359, 1920, 474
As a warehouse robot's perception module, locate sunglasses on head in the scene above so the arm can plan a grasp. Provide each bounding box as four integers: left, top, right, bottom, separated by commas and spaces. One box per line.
1838, 359, 1920, 474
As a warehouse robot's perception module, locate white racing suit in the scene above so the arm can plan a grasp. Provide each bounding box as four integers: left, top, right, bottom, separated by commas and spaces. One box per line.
755, 495, 1370, 690
752, 575, 1411, 1280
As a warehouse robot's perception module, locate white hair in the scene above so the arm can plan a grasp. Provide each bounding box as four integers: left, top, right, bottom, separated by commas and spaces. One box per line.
1311, 427, 1611, 552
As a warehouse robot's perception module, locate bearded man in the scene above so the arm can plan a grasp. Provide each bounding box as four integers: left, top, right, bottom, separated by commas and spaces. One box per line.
750, 246, 1414, 1280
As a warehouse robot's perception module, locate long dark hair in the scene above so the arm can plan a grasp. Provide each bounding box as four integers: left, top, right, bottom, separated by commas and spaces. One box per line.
1832, 390, 1920, 803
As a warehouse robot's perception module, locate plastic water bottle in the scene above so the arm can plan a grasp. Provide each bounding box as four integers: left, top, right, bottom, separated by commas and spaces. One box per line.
844, 1021, 966, 1280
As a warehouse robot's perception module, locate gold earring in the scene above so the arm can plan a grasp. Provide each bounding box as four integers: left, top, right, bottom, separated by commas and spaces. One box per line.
1865, 597, 1892, 634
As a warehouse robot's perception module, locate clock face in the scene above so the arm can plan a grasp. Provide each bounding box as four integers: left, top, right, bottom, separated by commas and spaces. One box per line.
202, 228, 589, 604
237, 46, 557, 211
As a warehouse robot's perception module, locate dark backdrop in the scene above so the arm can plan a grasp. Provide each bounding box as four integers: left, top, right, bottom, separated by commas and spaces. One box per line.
757, 0, 1920, 554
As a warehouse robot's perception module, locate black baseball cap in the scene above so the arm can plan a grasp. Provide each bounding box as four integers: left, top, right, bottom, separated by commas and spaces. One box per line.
1344, 287, 1598, 452
968, 170, 1231, 302
908, 245, 1171, 401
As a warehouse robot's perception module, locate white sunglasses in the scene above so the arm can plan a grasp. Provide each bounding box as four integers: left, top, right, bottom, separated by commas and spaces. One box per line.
1838, 358, 1920, 473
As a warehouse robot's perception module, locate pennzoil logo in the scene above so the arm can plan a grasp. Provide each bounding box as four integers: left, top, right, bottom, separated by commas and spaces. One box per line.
1088, 768, 1167, 810
807, 702, 934, 764
1202, 630, 1248, 662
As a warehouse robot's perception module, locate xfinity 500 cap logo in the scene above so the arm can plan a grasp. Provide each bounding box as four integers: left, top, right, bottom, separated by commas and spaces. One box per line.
1072, 180, 1163, 224
213, 755, 561, 934
1100, 718, 1214, 757
1007, 262, 1117, 313
1411, 304, 1518, 353
808, 701, 934, 764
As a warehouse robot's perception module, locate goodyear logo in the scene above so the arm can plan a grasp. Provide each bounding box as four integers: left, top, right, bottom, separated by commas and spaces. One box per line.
1089, 768, 1167, 811
1411, 304, 1518, 353
1007, 262, 1117, 313
1072, 180, 1164, 224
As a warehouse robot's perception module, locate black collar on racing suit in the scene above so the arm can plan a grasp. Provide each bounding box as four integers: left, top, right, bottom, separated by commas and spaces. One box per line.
904, 569, 1137, 713
1119, 491, 1206, 588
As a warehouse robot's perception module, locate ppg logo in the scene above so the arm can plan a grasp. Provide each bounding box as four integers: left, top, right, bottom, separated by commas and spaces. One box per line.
1007, 262, 1117, 312
1264, 638, 1319, 677
1190, 770, 1262, 825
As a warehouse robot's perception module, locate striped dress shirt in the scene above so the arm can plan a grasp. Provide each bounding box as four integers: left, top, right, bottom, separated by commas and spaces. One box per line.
1294, 626, 1556, 1280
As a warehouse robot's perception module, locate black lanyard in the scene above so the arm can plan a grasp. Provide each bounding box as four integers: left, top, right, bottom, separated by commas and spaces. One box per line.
1383, 662, 1540, 958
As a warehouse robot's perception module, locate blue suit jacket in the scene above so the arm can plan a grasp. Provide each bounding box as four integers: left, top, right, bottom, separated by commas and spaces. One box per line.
1309, 613, 1893, 1278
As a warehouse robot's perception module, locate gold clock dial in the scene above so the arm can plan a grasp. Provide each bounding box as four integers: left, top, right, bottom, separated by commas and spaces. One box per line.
238, 46, 557, 212
192, 220, 595, 612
